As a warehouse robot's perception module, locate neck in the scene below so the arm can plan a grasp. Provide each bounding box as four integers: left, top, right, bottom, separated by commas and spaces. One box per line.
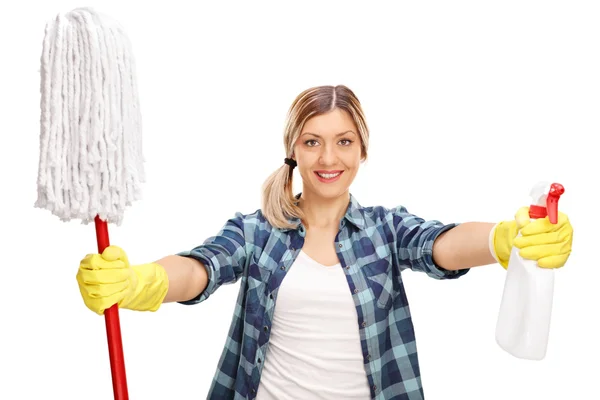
298, 190, 350, 230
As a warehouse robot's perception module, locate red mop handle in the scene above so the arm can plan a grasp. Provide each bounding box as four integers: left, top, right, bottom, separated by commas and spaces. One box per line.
94, 216, 129, 400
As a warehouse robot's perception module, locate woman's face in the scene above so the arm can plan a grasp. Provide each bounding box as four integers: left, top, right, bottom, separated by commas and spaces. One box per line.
293, 108, 363, 201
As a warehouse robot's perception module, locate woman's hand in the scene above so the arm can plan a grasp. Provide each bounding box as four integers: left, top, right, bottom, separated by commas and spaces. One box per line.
492, 207, 573, 269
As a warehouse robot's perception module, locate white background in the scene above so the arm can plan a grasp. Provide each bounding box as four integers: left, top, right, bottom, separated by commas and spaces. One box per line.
1, 1, 598, 399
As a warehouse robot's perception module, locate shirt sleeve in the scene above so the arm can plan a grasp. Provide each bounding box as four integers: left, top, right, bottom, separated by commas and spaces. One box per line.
176, 212, 250, 305
389, 205, 469, 280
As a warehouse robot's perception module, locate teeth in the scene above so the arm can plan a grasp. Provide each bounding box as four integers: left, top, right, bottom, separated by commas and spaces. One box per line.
317, 172, 341, 179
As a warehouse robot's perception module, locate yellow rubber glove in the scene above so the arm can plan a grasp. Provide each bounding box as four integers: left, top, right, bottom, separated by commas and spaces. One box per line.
76, 245, 169, 315
492, 206, 573, 269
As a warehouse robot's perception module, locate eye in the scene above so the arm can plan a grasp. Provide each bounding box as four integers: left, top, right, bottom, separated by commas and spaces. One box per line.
339, 139, 353, 146
304, 139, 319, 147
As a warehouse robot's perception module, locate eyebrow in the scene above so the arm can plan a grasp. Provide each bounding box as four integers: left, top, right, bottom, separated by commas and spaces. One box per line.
301, 130, 356, 138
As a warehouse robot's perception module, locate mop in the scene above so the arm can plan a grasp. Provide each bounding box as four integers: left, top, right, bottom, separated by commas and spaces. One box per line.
35, 7, 144, 399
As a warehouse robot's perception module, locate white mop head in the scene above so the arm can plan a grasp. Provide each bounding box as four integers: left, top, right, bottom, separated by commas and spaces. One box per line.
35, 7, 144, 226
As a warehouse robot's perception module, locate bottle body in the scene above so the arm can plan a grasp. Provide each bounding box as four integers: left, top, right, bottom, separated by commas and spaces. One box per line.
495, 231, 555, 360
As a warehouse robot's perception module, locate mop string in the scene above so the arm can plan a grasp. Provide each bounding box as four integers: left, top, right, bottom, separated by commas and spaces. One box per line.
36, 7, 144, 226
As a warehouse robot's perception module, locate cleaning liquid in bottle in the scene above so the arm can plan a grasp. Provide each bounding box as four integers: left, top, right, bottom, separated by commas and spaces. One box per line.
495, 181, 565, 360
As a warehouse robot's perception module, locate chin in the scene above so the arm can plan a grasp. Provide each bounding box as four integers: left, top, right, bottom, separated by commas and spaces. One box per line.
308, 183, 350, 200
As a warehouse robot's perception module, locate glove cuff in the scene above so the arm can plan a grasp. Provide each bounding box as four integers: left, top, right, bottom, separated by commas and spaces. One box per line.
122, 262, 169, 312
489, 223, 503, 267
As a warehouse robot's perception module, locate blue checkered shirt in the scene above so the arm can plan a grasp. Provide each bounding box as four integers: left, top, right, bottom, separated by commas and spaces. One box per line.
178, 193, 469, 399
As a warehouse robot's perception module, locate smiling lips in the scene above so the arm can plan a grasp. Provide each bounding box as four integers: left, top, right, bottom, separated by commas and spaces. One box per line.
314, 170, 343, 183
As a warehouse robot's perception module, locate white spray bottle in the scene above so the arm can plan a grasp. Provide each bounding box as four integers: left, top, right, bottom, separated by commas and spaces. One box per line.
495, 181, 565, 360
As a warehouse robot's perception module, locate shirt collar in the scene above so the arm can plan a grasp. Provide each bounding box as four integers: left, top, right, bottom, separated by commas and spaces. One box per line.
344, 193, 366, 230
281, 192, 366, 232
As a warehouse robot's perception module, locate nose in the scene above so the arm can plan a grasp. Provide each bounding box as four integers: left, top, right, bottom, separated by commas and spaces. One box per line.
319, 144, 338, 166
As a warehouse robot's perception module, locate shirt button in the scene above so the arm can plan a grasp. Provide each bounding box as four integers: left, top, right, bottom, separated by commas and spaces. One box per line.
361, 321, 366, 328
280, 265, 285, 270
264, 326, 269, 332
258, 358, 262, 364
338, 243, 343, 248
366, 353, 371, 360
372, 385, 377, 391
354, 288, 359, 294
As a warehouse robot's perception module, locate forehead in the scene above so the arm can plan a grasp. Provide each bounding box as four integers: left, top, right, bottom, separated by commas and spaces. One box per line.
301, 108, 357, 136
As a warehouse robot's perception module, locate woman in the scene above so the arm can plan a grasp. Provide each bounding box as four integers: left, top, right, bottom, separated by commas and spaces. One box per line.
76, 85, 573, 400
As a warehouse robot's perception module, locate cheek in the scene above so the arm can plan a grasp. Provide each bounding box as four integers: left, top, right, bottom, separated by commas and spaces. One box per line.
295, 148, 318, 165
295, 152, 314, 176
342, 150, 362, 168
298, 166, 317, 186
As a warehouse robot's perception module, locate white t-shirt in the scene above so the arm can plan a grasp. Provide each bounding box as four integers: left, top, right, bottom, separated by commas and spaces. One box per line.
256, 250, 371, 399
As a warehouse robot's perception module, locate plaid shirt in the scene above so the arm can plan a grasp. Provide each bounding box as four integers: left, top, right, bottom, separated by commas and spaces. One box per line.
178, 193, 469, 399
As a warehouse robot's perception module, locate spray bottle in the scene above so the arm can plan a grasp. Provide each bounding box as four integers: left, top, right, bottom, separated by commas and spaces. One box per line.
495, 181, 565, 360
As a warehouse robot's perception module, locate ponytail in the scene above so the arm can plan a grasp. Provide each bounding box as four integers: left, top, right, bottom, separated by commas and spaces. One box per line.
261, 162, 304, 230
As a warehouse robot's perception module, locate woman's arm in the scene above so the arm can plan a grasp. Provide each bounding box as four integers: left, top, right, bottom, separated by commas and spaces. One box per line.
156, 255, 209, 303
432, 222, 497, 270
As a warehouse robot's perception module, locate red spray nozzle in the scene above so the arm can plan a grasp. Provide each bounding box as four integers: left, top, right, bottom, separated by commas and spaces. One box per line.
546, 183, 564, 224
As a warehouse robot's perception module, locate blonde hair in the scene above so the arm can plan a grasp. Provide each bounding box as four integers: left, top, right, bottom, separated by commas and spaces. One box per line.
261, 85, 370, 230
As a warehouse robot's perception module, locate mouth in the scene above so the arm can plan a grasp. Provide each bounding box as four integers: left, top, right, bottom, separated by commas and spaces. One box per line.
314, 170, 343, 183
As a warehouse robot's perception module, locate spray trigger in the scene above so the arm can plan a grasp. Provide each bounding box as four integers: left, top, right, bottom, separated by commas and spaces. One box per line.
546, 183, 564, 224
